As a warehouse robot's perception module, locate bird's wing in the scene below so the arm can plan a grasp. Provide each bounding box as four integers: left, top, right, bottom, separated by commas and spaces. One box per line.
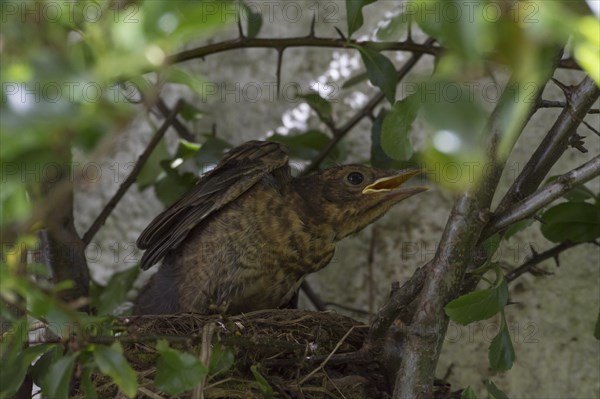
137, 140, 289, 270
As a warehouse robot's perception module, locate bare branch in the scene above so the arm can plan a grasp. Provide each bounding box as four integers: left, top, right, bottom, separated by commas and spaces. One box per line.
168, 37, 440, 65
496, 76, 600, 212
505, 240, 589, 282
82, 101, 184, 246
155, 98, 194, 141
483, 155, 600, 239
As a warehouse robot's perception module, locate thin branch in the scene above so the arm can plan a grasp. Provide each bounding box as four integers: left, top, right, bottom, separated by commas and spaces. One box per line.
155, 98, 194, 141
496, 75, 600, 212
82, 101, 184, 246
168, 37, 440, 64
300, 280, 327, 311
483, 155, 600, 239
505, 240, 585, 282
304, 37, 436, 173
539, 99, 599, 114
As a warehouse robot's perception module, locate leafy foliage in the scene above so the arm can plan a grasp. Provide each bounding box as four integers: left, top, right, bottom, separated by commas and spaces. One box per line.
155, 340, 208, 395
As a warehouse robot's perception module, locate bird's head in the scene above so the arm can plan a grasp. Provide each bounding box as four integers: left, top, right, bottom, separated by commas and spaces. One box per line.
292, 165, 428, 241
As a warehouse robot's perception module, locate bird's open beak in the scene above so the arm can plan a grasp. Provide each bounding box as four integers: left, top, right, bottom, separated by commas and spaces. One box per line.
362, 169, 429, 197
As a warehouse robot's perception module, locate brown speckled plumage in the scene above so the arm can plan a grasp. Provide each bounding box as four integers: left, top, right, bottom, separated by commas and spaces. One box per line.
135, 141, 427, 314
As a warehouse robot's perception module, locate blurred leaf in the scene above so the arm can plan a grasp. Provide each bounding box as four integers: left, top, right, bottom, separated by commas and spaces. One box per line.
1, 343, 55, 399
90, 266, 140, 315
0, 180, 31, 227
376, 10, 409, 41
94, 343, 138, 398
381, 94, 419, 161
483, 234, 501, 257
208, 344, 235, 376
180, 101, 205, 121
488, 313, 515, 371
342, 71, 368, 89
270, 131, 343, 161
242, 2, 263, 38
154, 169, 197, 207
175, 139, 202, 160
461, 386, 479, 399
80, 367, 98, 399
371, 109, 396, 169
137, 139, 170, 190
41, 354, 77, 399
194, 136, 232, 166
574, 16, 600, 84
31, 346, 61, 387
250, 364, 274, 399
300, 93, 333, 124
485, 380, 510, 399
445, 279, 508, 325
541, 202, 600, 243
504, 219, 535, 239
346, 0, 377, 38
355, 46, 397, 103
165, 68, 206, 96
155, 340, 208, 395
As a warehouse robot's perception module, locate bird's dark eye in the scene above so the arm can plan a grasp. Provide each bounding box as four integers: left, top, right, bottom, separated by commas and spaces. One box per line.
347, 172, 364, 185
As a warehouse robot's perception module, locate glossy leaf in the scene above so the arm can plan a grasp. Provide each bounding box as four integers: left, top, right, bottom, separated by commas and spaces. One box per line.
346, 0, 377, 38
381, 95, 419, 161
155, 340, 208, 395
445, 279, 509, 325
41, 354, 77, 399
356, 46, 397, 104
541, 202, 600, 243
488, 313, 515, 371
93, 343, 138, 398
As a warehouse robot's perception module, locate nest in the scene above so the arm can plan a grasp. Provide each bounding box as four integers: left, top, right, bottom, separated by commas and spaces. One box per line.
79, 309, 391, 399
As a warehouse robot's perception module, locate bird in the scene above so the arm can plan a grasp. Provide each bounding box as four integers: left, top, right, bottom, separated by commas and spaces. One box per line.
134, 140, 427, 315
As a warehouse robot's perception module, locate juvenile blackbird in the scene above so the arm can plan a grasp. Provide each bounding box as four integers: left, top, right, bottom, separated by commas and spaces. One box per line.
135, 140, 427, 315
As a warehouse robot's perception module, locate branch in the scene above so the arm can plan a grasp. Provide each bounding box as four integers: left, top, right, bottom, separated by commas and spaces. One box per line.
483, 155, 600, 239
81, 101, 184, 246
505, 240, 591, 283
155, 98, 195, 141
495, 76, 600, 212
393, 63, 561, 397
168, 37, 440, 64
304, 37, 436, 173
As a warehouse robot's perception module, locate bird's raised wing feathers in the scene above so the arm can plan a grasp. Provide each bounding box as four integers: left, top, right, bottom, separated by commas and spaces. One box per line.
137, 140, 289, 270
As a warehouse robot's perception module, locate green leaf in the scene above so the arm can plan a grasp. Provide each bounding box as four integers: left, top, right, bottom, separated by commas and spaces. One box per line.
300, 93, 333, 124
175, 139, 202, 160
376, 10, 410, 41
137, 139, 170, 190
250, 364, 274, 399
346, 0, 377, 38
482, 234, 501, 257
541, 202, 600, 243
1, 343, 56, 399
154, 170, 197, 207
355, 46, 397, 103
93, 343, 138, 398
31, 346, 61, 387
488, 313, 515, 371
445, 279, 509, 325
41, 354, 76, 399
504, 218, 535, 239
461, 386, 479, 399
208, 344, 235, 376
80, 367, 98, 399
194, 136, 232, 166
371, 109, 396, 169
594, 308, 600, 340
180, 101, 205, 121
243, 2, 263, 38
381, 95, 419, 161
485, 380, 510, 399
270, 131, 343, 161
155, 340, 208, 395
165, 67, 206, 96
90, 266, 139, 315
